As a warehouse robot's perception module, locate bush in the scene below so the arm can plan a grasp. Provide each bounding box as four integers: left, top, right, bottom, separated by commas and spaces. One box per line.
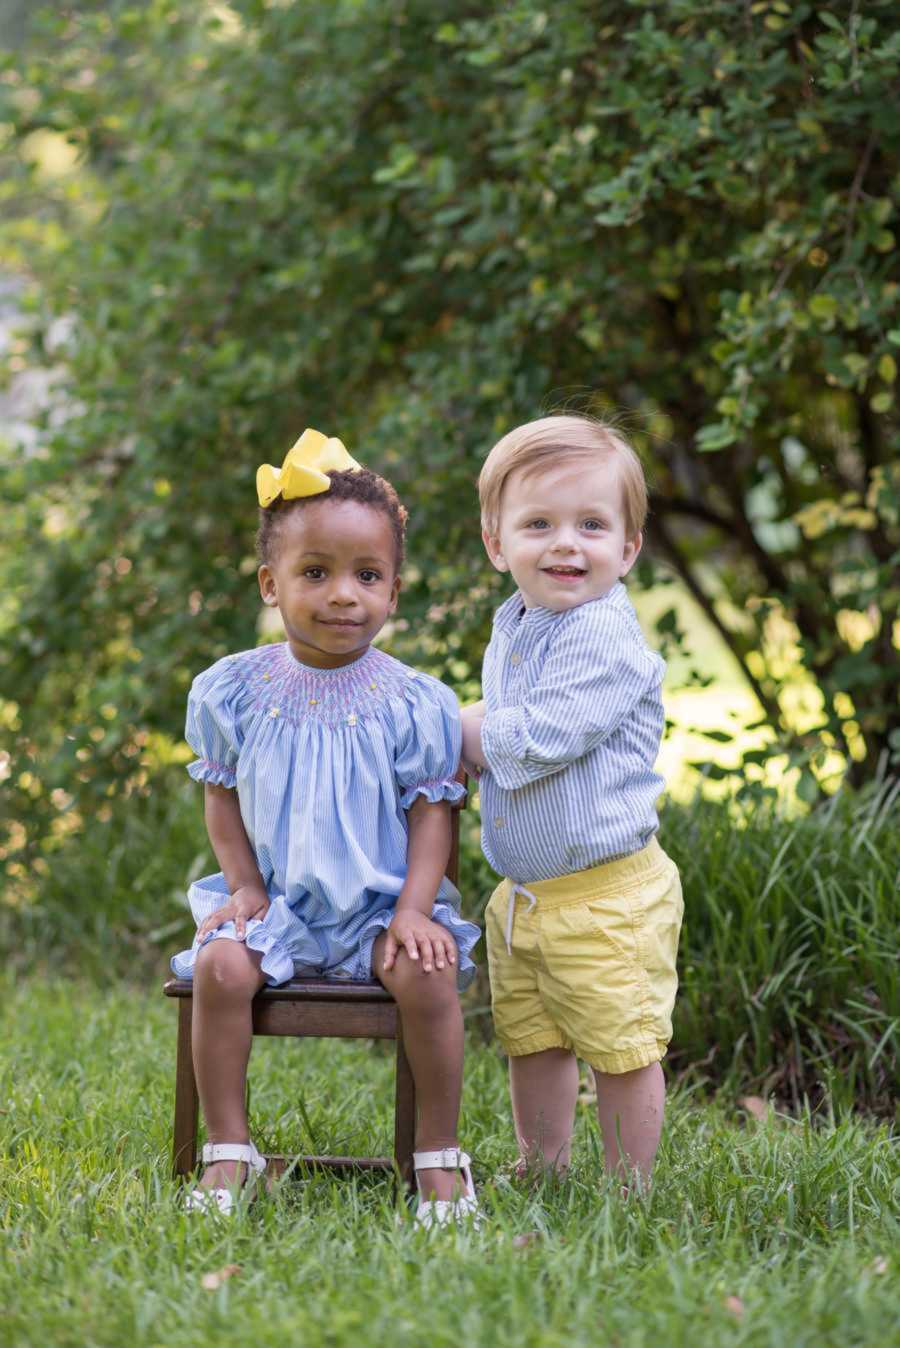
2, 0, 898, 881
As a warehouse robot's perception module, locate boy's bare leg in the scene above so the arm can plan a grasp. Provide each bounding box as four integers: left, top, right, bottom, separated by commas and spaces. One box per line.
192, 939, 266, 1189
374, 932, 465, 1204
592, 1061, 665, 1185
509, 1048, 579, 1173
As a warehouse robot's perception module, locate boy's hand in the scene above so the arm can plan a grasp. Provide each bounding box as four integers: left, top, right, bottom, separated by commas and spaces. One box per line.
196, 884, 270, 941
460, 705, 487, 774
383, 910, 457, 974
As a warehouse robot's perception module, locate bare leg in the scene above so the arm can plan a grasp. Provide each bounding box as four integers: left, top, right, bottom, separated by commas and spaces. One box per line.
192, 939, 266, 1188
374, 932, 464, 1203
593, 1061, 665, 1185
509, 1048, 579, 1173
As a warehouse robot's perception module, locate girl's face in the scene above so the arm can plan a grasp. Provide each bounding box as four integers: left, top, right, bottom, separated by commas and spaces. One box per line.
258, 498, 400, 668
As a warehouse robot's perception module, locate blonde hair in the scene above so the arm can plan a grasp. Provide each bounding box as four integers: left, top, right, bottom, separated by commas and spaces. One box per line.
478, 414, 647, 539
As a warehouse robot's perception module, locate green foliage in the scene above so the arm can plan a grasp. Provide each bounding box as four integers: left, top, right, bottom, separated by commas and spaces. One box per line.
663, 779, 899, 1115
1, 0, 898, 868
2, 977, 898, 1347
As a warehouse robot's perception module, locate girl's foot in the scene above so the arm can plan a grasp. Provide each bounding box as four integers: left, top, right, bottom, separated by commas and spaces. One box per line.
413, 1147, 481, 1229
185, 1142, 266, 1215
198, 1160, 247, 1189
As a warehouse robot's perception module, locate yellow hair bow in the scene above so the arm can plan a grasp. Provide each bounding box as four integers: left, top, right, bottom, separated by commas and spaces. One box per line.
256, 428, 362, 507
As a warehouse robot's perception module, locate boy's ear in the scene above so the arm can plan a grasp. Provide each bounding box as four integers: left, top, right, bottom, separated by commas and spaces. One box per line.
619, 531, 642, 577
482, 527, 508, 572
258, 563, 278, 606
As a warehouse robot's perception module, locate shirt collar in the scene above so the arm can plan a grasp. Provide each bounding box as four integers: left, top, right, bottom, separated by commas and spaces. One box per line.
493, 581, 627, 636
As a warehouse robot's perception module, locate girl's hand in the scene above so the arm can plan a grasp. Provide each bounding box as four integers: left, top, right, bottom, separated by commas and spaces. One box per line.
196, 884, 270, 942
382, 910, 458, 974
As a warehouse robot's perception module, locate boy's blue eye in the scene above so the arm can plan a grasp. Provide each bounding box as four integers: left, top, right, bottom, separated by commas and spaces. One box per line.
526, 519, 550, 529
583, 519, 605, 531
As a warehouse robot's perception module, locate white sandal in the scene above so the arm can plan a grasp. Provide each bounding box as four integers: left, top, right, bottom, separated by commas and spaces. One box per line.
413, 1147, 482, 1230
184, 1141, 267, 1215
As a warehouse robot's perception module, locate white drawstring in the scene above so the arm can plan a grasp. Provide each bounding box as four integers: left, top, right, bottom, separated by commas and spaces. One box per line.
504, 882, 538, 954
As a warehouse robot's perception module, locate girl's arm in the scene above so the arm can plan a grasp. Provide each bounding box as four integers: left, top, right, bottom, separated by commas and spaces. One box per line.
195, 783, 270, 939
381, 796, 456, 975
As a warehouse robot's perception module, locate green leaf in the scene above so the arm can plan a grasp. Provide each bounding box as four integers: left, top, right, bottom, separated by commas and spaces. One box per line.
808, 294, 838, 321
687, 762, 734, 780
696, 423, 737, 451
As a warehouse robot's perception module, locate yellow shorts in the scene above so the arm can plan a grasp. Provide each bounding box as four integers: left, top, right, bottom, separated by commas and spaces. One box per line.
485, 839, 683, 1075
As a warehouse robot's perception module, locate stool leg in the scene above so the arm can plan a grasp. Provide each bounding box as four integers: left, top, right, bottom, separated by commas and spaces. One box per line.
393, 1014, 416, 1189
172, 997, 199, 1178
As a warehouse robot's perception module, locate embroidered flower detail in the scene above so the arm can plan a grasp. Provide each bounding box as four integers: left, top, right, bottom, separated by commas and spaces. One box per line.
231, 645, 410, 727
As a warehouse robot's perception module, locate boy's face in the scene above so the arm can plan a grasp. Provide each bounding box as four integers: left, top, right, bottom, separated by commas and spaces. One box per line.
258, 499, 400, 668
483, 456, 641, 612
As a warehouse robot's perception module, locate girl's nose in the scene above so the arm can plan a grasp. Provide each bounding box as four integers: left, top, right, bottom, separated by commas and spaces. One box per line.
328, 579, 357, 605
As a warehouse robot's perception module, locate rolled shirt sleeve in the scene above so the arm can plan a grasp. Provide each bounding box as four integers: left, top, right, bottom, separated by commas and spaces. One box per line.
481, 609, 660, 791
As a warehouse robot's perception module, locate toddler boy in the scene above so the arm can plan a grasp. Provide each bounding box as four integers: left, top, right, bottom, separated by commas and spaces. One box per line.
461, 414, 682, 1184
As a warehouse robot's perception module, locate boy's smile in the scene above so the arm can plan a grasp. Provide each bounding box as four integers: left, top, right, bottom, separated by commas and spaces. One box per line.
258, 499, 400, 668
483, 457, 641, 612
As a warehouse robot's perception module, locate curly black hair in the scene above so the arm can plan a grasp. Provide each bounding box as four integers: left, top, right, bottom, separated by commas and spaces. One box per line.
256, 468, 408, 570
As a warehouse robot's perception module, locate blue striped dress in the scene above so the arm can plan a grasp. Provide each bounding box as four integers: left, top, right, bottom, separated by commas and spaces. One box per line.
170, 643, 479, 987
479, 583, 666, 883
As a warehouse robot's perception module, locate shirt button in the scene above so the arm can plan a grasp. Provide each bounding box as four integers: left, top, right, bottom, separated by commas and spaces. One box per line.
493, 816, 505, 829
509, 653, 521, 666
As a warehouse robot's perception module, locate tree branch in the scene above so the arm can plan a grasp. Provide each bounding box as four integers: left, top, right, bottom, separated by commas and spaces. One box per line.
650, 513, 783, 728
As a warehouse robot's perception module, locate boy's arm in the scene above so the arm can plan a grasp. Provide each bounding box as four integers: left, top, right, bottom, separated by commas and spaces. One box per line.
460, 700, 487, 775
481, 616, 659, 791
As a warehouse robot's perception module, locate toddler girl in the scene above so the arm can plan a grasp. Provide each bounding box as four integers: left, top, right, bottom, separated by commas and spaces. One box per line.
171, 428, 480, 1225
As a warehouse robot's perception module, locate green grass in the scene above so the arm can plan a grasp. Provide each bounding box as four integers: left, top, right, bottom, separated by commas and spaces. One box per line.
2, 978, 897, 1348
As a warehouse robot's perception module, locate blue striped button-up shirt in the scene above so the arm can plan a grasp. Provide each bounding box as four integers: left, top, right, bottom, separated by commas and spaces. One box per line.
479, 582, 667, 883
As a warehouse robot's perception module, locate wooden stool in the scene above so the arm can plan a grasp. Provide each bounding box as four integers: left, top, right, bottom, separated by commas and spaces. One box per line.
163, 779, 466, 1188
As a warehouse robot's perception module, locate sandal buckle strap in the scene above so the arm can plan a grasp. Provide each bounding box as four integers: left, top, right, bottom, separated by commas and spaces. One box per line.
413, 1148, 471, 1171
201, 1141, 266, 1172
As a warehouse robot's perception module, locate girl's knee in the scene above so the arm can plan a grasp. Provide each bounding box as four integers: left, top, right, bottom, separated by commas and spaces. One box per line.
194, 940, 262, 1001
387, 957, 459, 1016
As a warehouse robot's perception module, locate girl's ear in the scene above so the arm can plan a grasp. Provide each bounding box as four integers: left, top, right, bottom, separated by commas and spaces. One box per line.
387, 573, 401, 615
619, 531, 642, 577
482, 527, 508, 572
258, 563, 279, 606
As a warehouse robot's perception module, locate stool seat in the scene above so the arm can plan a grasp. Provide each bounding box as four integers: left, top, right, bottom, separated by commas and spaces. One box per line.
164, 975, 394, 1001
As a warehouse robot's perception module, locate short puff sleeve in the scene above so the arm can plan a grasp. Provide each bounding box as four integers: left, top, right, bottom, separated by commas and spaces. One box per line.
185, 658, 246, 789
391, 674, 466, 809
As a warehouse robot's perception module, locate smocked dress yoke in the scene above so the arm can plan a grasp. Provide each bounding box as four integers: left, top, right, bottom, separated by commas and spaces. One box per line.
170, 642, 479, 988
